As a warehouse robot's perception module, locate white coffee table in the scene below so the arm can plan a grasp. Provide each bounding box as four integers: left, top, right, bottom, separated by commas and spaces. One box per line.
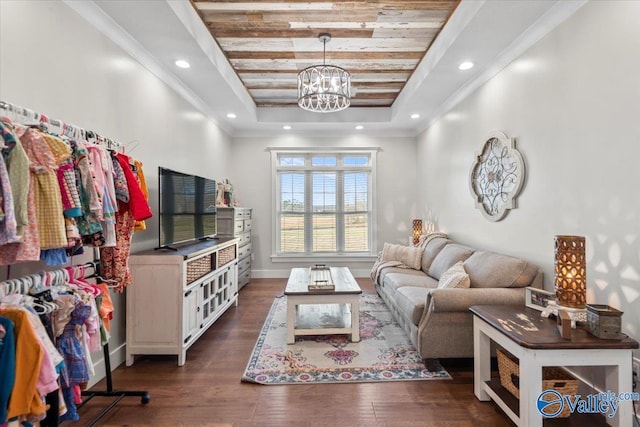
284, 267, 362, 344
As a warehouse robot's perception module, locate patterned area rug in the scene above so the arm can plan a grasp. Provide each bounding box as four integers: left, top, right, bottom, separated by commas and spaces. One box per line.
242, 294, 451, 384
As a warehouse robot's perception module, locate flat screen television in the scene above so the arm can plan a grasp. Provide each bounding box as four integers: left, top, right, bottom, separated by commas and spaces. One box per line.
158, 167, 217, 249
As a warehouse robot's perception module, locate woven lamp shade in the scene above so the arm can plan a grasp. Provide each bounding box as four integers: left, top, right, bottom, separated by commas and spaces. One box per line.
554, 235, 586, 308
412, 219, 423, 246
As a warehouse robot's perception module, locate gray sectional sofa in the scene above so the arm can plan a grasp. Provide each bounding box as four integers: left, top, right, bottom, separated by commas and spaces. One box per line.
373, 235, 543, 359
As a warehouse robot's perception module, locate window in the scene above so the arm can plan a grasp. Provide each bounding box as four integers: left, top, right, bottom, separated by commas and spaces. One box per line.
272, 149, 377, 258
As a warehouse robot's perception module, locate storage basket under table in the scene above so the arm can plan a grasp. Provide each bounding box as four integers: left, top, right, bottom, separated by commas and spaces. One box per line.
496, 348, 579, 418
217, 245, 236, 268
186, 255, 213, 284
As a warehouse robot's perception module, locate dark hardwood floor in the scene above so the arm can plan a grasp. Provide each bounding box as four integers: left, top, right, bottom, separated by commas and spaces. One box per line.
70, 278, 511, 426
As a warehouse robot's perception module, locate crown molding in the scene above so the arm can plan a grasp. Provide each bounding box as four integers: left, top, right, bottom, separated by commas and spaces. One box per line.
63, 0, 234, 136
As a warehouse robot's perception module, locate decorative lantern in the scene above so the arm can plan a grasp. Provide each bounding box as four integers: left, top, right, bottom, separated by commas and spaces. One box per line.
554, 235, 586, 309
412, 219, 423, 246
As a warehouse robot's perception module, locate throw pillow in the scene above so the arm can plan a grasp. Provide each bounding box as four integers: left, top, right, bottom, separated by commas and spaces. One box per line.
381, 243, 423, 270
438, 261, 471, 289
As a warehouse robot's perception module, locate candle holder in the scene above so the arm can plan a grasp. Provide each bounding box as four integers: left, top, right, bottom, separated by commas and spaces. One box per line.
554, 235, 586, 308
412, 219, 423, 246
541, 235, 587, 327
586, 304, 623, 340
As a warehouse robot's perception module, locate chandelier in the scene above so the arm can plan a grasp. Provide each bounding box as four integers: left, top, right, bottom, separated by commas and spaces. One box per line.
297, 33, 351, 113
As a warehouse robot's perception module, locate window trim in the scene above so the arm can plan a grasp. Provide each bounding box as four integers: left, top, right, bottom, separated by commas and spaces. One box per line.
269, 147, 378, 261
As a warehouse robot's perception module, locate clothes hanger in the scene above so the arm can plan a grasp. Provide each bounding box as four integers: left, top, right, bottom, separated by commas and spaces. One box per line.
18, 294, 49, 314
2, 279, 16, 296
97, 276, 121, 288
19, 109, 48, 132
46, 117, 64, 136
0, 282, 9, 298
28, 273, 45, 294
65, 265, 101, 296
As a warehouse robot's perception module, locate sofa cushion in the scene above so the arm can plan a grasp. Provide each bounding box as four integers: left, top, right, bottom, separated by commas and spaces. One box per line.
464, 250, 539, 288
381, 243, 423, 270
437, 261, 471, 289
428, 243, 475, 280
421, 237, 450, 273
395, 286, 431, 326
382, 270, 437, 297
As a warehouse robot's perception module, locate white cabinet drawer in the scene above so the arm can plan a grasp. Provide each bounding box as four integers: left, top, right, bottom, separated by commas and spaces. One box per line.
239, 232, 251, 247
238, 245, 251, 260
238, 257, 251, 273
235, 209, 252, 219
238, 270, 251, 288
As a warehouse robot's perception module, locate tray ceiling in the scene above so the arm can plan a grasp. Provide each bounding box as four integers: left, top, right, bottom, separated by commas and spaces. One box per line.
190, 0, 459, 108
79, 0, 586, 136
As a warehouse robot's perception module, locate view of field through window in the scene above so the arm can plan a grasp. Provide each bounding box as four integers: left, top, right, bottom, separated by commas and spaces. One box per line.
277, 153, 371, 254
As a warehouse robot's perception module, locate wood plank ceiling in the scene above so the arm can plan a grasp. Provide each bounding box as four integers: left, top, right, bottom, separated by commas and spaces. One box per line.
190, 1, 460, 108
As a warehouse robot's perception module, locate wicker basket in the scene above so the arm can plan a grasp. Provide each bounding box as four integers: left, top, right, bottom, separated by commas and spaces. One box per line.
186, 255, 212, 284
497, 348, 579, 418
217, 245, 236, 268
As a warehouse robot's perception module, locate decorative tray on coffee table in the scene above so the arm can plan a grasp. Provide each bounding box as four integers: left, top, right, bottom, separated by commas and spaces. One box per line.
308, 264, 335, 291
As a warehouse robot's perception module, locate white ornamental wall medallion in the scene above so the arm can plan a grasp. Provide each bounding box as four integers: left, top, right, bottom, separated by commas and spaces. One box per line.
469, 131, 525, 221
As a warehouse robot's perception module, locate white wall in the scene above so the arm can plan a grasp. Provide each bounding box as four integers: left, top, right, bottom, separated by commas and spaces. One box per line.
0, 0, 232, 385
230, 135, 417, 277
416, 1, 640, 350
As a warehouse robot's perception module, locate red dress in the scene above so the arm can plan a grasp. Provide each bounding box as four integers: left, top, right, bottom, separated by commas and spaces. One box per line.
99, 153, 151, 292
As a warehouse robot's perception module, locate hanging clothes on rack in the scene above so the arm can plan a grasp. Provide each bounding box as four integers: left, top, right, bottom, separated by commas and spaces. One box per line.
54, 294, 90, 423
0, 123, 41, 264
71, 140, 105, 248
85, 142, 117, 247
133, 159, 149, 232
0, 263, 110, 426
0, 307, 47, 424
0, 121, 30, 239
100, 152, 151, 292
41, 132, 77, 265
17, 126, 68, 250
0, 101, 151, 426
0, 316, 15, 426
0, 104, 150, 269
0, 146, 18, 247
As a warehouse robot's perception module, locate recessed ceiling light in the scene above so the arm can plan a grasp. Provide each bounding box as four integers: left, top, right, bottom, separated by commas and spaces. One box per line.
458, 61, 474, 71
175, 59, 191, 69
226, 113, 236, 119
355, 125, 363, 130
283, 125, 292, 130
410, 113, 420, 119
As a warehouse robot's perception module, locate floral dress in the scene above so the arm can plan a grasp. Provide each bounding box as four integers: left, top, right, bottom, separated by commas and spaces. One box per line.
100, 153, 152, 292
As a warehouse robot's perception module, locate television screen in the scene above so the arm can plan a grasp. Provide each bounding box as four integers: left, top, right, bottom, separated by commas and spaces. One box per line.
158, 167, 217, 248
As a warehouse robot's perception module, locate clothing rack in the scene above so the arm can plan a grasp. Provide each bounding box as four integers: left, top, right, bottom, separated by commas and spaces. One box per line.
1, 259, 151, 426
0, 101, 150, 424
0, 100, 123, 151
